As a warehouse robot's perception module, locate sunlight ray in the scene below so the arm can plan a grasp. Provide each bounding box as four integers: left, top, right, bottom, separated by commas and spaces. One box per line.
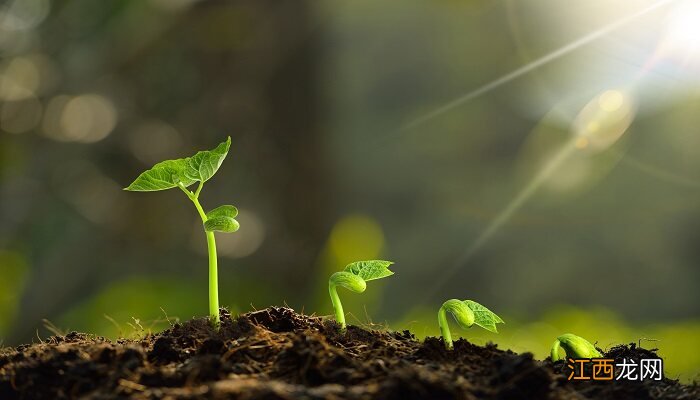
398, 0, 676, 133
421, 140, 577, 300
622, 155, 700, 189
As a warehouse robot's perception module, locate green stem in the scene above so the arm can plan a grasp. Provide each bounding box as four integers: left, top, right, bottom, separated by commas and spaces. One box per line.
205, 230, 219, 327
438, 306, 453, 350
179, 182, 220, 328
194, 181, 204, 198
328, 282, 345, 330
190, 193, 208, 221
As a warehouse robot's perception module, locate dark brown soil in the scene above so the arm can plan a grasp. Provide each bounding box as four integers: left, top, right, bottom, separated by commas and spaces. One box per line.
0, 307, 697, 399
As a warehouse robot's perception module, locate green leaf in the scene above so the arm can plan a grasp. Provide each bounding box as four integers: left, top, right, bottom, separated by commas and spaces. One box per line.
206, 205, 238, 220
124, 136, 231, 191
124, 159, 195, 191
183, 137, 231, 183
343, 260, 394, 281
463, 300, 504, 333
204, 216, 240, 233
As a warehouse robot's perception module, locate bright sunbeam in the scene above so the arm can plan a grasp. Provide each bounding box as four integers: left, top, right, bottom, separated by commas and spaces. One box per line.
420, 88, 636, 301
663, 1, 700, 58
421, 140, 578, 300
395, 0, 676, 133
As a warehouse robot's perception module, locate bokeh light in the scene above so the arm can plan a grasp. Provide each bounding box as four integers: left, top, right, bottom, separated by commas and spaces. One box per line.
128, 120, 182, 164
42, 94, 118, 143
0, 0, 50, 32
572, 89, 635, 153
0, 57, 40, 101
328, 214, 385, 265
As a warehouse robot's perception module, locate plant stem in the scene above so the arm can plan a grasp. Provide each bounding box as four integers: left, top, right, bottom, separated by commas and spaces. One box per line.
178, 182, 220, 328
438, 306, 453, 350
328, 282, 345, 330
204, 230, 219, 327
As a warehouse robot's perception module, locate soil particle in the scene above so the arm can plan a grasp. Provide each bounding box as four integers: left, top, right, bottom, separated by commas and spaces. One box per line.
0, 306, 697, 399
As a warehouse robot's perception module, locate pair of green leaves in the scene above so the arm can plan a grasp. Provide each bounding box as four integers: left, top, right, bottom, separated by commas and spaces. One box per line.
444, 299, 505, 333
330, 260, 394, 293
204, 205, 239, 233
125, 137, 231, 192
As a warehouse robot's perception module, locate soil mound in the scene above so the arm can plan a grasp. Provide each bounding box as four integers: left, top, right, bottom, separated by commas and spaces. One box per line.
1, 307, 697, 399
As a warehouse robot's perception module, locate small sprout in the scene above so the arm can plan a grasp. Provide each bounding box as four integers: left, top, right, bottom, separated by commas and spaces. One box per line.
328, 260, 394, 330
438, 299, 504, 350
125, 137, 239, 328
550, 333, 602, 361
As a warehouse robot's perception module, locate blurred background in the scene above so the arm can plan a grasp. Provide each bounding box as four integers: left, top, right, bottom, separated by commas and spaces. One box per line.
1, 0, 699, 381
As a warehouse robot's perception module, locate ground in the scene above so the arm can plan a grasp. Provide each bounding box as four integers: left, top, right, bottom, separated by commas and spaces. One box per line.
0, 307, 697, 399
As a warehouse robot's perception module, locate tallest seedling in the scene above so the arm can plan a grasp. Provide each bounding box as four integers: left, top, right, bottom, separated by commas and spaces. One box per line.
125, 137, 239, 327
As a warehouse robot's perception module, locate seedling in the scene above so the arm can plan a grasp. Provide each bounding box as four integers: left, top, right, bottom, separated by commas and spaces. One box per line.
550, 333, 602, 361
328, 260, 394, 330
438, 299, 504, 350
125, 136, 239, 328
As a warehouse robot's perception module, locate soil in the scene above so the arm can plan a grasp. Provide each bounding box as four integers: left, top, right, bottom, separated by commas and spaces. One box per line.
0, 307, 697, 399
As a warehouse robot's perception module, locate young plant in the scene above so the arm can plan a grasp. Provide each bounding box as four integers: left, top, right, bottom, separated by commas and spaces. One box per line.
550, 333, 602, 361
125, 136, 239, 328
438, 299, 504, 350
328, 260, 394, 330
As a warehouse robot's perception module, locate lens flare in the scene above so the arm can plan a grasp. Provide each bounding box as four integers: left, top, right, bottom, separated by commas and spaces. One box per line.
573, 90, 635, 153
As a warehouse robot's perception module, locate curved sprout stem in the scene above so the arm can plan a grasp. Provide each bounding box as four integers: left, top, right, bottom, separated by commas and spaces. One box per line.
438, 305, 454, 350
438, 299, 479, 350
328, 281, 345, 330
328, 271, 367, 331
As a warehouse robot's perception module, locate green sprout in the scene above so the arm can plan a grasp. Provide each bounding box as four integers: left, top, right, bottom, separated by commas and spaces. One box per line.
438, 299, 504, 350
328, 260, 394, 330
550, 333, 602, 361
125, 136, 239, 328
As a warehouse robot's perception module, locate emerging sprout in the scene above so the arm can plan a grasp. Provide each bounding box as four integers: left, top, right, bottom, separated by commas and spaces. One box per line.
438, 299, 504, 350
328, 260, 394, 330
125, 137, 239, 328
551, 333, 602, 361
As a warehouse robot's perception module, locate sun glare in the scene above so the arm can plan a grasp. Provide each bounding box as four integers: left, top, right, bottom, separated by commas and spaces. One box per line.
663, 1, 700, 60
